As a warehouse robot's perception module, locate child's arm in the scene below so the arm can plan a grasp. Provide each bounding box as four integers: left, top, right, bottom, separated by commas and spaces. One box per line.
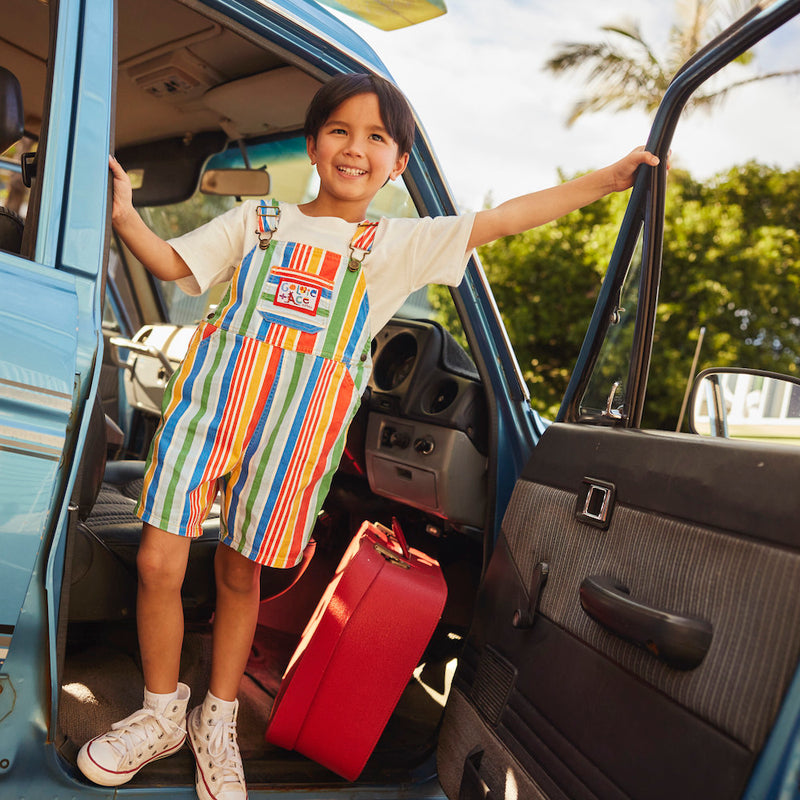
468, 147, 660, 251
109, 156, 192, 281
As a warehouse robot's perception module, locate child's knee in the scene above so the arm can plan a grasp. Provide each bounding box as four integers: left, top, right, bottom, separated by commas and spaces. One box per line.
214, 544, 261, 594
136, 527, 189, 588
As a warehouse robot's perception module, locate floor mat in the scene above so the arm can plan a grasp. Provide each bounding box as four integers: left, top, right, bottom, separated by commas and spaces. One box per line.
60, 625, 215, 747
244, 625, 299, 698
60, 621, 452, 786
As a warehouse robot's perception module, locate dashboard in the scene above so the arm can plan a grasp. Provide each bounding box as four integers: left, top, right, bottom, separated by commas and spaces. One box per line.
364, 319, 488, 531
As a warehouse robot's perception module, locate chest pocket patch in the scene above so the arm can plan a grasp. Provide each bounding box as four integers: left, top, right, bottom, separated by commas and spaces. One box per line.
258, 266, 334, 335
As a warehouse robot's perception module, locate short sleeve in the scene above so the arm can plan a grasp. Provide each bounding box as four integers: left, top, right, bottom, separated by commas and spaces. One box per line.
363, 212, 476, 333
382, 212, 476, 291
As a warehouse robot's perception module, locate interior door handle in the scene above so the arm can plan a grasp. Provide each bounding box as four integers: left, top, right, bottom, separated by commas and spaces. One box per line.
579, 575, 713, 670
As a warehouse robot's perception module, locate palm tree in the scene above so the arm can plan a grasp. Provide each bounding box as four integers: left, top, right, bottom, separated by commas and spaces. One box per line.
545, 0, 800, 126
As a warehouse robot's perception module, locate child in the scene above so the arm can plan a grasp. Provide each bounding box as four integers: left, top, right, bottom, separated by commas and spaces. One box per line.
77, 72, 659, 799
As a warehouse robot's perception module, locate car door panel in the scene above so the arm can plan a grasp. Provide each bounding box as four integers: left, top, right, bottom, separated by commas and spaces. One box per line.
0, 262, 78, 629
439, 423, 800, 800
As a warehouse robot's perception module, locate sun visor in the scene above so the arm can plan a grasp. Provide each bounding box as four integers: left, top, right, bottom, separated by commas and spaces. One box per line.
203, 67, 322, 137
116, 131, 227, 207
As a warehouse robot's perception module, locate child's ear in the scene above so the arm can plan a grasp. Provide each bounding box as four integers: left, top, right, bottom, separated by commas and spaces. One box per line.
390, 151, 409, 181
306, 135, 317, 166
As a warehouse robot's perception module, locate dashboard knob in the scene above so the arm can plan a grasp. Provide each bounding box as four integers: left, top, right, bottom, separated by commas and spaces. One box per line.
414, 437, 435, 455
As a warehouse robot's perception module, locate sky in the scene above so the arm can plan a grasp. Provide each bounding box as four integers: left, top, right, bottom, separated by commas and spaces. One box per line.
335, 0, 800, 212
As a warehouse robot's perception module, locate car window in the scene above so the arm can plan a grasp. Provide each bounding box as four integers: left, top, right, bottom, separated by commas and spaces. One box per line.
644, 162, 800, 443
577, 161, 800, 444
580, 227, 644, 421
0, 148, 29, 220
139, 192, 237, 325
0, 126, 41, 259
570, 11, 800, 444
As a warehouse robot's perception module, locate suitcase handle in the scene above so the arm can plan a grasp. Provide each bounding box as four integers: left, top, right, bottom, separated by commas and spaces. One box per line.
390, 517, 410, 559
374, 518, 410, 560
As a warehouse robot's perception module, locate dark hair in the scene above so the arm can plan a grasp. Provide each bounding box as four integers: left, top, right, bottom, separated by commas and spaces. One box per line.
304, 73, 415, 156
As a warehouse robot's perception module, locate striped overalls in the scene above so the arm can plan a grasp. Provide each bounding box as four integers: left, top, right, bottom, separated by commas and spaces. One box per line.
136, 201, 378, 568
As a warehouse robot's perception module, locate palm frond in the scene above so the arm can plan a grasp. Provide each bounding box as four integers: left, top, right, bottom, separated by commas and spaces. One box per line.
547, 35, 670, 125
689, 68, 800, 110
601, 23, 665, 70
545, 0, 800, 127
544, 42, 617, 74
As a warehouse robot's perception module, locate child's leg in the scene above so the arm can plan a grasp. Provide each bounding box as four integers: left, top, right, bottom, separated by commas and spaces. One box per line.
136, 521, 192, 693
185, 543, 259, 800
209, 542, 262, 700
77, 522, 192, 786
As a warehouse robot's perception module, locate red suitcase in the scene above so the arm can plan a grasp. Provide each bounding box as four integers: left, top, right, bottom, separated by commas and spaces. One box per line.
265, 519, 447, 780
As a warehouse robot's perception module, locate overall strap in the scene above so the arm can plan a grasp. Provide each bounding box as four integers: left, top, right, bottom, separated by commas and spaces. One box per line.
347, 220, 380, 272
256, 199, 281, 249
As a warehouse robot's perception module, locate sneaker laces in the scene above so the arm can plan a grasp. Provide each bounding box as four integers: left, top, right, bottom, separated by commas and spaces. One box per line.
205, 716, 245, 788
104, 708, 181, 764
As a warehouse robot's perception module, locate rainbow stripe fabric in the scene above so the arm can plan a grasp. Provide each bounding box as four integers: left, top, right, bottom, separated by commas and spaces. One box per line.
136, 203, 375, 567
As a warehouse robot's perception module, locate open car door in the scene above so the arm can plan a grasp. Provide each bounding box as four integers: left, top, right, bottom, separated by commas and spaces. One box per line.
437, 2, 800, 798
0, 0, 112, 675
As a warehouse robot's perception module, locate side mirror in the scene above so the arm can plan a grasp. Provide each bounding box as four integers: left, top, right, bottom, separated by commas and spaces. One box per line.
689, 368, 800, 445
200, 168, 270, 197
0, 67, 24, 154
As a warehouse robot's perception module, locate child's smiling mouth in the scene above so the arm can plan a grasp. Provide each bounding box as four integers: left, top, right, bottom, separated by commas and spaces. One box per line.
337, 166, 367, 177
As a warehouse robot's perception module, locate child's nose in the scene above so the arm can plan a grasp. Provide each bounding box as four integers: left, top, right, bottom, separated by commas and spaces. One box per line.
343, 137, 365, 156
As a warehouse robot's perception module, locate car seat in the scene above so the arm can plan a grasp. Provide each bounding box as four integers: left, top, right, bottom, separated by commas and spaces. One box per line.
0, 66, 25, 255
0, 205, 23, 253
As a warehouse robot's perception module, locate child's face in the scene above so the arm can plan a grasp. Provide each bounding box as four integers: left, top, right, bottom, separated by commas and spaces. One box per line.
306, 92, 409, 217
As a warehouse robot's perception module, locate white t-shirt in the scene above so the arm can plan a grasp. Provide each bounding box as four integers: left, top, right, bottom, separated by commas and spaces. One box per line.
170, 201, 476, 333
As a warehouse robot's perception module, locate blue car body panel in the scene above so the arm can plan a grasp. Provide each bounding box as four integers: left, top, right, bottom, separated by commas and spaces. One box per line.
0, 260, 76, 626
1, 0, 113, 634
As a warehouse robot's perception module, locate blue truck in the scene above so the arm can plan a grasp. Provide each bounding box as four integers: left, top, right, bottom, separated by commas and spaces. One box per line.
1, 0, 800, 798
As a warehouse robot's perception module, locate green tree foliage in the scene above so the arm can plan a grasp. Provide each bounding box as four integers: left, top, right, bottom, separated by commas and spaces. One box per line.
647, 162, 800, 428
433, 162, 800, 427
432, 187, 629, 418
141, 192, 236, 241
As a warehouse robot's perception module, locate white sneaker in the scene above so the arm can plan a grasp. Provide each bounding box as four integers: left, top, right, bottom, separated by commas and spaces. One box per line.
187, 698, 247, 800
77, 683, 190, 786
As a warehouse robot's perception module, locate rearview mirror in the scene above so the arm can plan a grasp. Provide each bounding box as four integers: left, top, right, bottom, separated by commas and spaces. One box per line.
689, 368, 800, 445
200, 168, 270, 197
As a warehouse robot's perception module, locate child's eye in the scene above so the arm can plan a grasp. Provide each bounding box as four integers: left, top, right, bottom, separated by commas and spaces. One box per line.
369, 133, 385, 142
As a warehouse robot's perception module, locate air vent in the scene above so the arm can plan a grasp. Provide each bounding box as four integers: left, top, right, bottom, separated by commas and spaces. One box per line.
426, 379, 458, 413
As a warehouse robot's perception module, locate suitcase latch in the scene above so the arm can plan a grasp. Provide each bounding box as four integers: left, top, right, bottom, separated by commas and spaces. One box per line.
373, 543, 411, 569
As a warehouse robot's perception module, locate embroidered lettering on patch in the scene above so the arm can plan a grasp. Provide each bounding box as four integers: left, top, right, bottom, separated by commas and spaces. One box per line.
273, 277, 321, 317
